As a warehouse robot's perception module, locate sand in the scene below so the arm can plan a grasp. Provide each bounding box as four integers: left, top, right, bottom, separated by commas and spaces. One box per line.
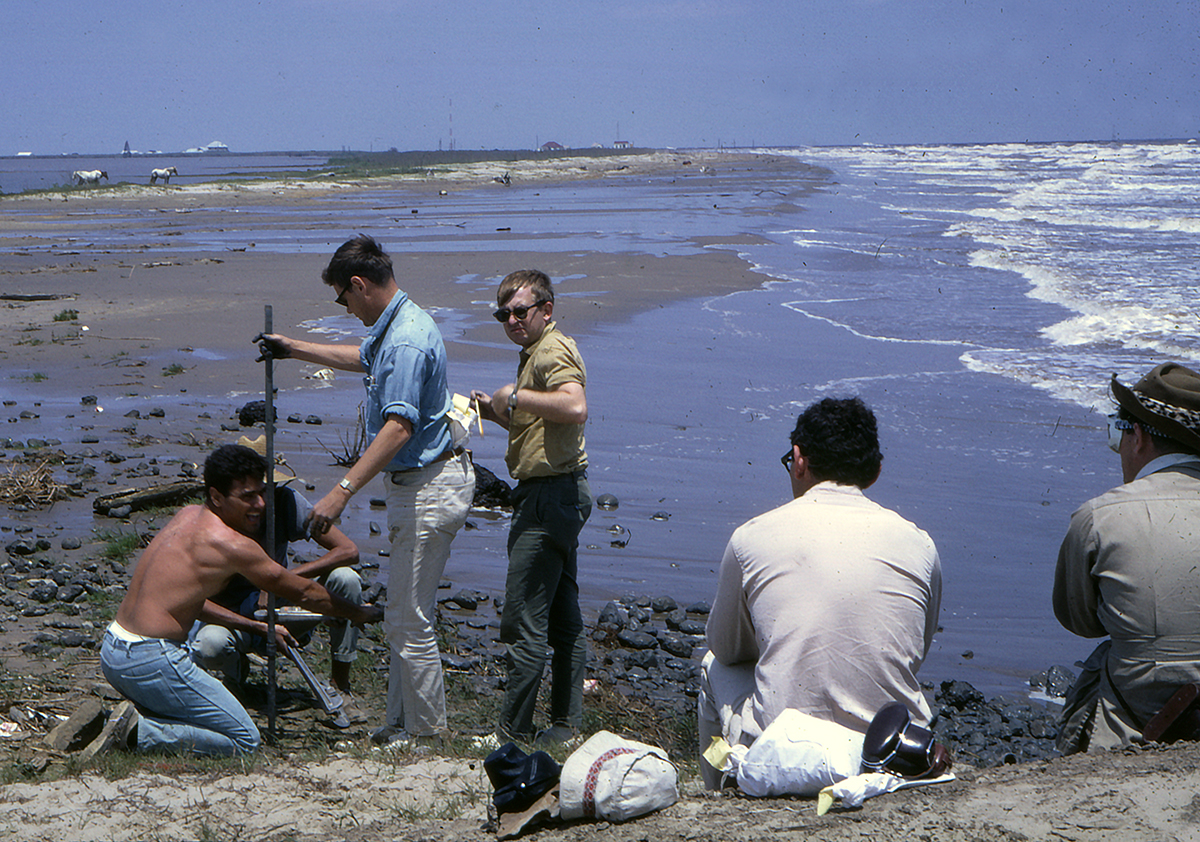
1, 152, 1195, 841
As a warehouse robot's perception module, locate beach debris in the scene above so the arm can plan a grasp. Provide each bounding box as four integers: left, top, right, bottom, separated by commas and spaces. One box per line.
318, 404, 368, 467
0, 457, 70, 508
608, 524, 630, 548
650, 511, 670, 521
306, 368, 336, 381
596, 493, 619, 511
92, 479, 204, 516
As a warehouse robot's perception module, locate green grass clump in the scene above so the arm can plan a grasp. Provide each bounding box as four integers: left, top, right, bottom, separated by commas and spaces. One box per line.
53, 309, 79, 322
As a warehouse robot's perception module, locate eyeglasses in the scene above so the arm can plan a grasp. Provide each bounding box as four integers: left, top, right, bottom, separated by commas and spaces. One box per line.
1106, 413, 1133, 453
493, 300, 547, 323
334, 284, 351, 307
780, 450, 795, 472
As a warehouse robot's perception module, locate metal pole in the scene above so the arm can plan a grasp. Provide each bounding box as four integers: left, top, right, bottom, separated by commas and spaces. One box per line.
264, 305, 278, 741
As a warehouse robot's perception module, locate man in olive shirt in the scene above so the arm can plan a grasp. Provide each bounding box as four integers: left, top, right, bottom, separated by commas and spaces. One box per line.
473, 270, 592, 744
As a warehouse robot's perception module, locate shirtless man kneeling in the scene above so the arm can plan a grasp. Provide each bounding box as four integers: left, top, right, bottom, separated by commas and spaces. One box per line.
96, 444, 382, 756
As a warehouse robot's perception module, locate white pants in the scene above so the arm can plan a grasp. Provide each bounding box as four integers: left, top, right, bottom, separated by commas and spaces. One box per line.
383, 451, 474, 736
697, 650, 760, 790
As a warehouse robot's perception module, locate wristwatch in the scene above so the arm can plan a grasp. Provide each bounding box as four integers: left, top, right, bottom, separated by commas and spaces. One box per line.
507, 389, 519, 414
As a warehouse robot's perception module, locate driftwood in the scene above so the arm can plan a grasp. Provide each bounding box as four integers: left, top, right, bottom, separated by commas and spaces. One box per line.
93, 480, 204, 515
0, 293, 74, 302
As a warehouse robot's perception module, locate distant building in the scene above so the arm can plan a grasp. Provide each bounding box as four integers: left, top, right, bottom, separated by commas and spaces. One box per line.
204, 140, 231, 153
613, 140, 632, 149
540, 141, 565, 151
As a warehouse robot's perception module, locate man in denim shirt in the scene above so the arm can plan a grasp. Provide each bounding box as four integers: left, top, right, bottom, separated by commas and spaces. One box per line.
256, 235, 475, 747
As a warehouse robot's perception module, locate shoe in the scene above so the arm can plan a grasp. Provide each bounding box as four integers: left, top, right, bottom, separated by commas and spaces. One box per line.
534, 725, 583, 750
370, 724, 407, 745
330, 693, 368, 729
79, 701, 138, 762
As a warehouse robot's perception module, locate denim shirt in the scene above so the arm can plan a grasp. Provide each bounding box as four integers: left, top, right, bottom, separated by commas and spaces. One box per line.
359, 290, 452, 471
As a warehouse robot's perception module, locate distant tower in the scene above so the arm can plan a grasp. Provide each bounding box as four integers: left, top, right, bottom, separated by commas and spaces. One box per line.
449, 99, 455, 151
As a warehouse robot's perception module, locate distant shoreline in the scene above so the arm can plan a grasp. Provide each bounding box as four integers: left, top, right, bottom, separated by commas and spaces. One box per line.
0, 148, 795, 201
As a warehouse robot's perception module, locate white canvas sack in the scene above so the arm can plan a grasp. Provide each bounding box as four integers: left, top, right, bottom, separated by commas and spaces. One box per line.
559, 731, 678, 822
734, 708, 864, 796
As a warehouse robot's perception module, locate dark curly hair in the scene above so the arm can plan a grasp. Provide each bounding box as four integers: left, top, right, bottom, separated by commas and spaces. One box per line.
321, 234, 394, 290
790, 397, 882, 488
203, 444, 268, 497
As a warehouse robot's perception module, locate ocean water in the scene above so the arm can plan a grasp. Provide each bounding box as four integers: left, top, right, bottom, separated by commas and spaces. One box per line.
5, 141, 1197, 698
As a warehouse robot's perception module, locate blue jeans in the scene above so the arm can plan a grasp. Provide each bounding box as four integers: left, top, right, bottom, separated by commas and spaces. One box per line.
500, 471, 592, 740
101, 630, 260, 756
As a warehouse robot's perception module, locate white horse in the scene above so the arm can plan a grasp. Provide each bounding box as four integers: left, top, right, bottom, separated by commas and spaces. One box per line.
150, 166, 178, 185
72, 170, 108, 185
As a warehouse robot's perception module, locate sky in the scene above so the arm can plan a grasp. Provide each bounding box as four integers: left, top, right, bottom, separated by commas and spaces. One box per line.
4, 0, 1197, 155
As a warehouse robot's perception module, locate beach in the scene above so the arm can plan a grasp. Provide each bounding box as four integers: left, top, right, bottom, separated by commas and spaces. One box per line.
2, 148, 1198, 840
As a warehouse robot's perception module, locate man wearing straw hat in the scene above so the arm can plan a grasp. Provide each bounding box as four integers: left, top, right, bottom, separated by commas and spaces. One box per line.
191, 436, 366, 725
254, 235, 475, 748
1055, 362, 1200, 753
96, 444, 382, 757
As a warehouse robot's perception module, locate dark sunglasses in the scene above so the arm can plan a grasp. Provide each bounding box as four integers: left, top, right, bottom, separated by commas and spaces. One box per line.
493, 300, 547, 323
335, 284, 351, 307
780, 450, 794, 471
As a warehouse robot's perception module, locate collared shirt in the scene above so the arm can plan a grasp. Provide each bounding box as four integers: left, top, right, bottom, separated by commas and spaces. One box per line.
1134, 452, 1200, 481
706, 481, 941, 736
506, 322, 588, 480
359, 290, 453, 472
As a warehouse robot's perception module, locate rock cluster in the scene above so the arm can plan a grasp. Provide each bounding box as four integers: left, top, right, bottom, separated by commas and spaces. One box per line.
932, 679, 1065, 766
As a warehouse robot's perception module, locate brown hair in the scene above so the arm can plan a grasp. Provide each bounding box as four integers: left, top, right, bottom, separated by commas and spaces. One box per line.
322, 234, 394, 289
497, 269, 554, 307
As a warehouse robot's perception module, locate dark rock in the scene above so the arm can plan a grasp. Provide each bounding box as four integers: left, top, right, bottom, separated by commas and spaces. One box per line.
5, 540, 36, 556
124, 410, 141, 419
596, 493, 619, 511
626, 649, 658, 670
616, 630, 658, 650
650, 596, 677, 613
304, 415, 322, 425
659, 634, 694, 658
1045, 665, 1076, 697
147, 407, 165, 418
81, 396, 98, 406
108, 505, 133, 519
473, 463, 512, 509
57, 584, 87, 603
28, 581, 58, 603
61, 538, 82, 550
237, 401, 274, 427
678, 619, 706, 636
940, 680, 986, 710
664, 608, 687, 629
448, 589, 488, 611
685, 601, 711, 615
287, 413, 303, 423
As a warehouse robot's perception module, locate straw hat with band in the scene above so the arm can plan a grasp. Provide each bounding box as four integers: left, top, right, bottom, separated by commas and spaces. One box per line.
1111, 363, 1200, 455
236, 435, 303, 486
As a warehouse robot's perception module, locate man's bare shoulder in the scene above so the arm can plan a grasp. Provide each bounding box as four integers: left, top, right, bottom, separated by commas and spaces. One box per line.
149, 504, 260, 563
